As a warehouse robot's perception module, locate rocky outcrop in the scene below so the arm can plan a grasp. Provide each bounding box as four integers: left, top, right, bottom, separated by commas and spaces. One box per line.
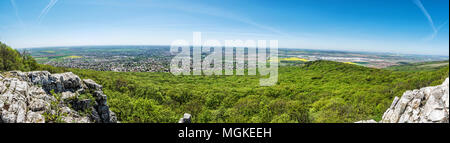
355, 119, 377, 123
0, 71, 117, 123
178, 113, 191, 123
380, 78, 449, 123
358, 78, 449, 123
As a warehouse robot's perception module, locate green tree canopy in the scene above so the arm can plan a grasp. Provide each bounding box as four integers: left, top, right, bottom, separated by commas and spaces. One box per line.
0, 42, 38, 71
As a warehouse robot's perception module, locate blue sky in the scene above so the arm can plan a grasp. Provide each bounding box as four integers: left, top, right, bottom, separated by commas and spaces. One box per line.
0, 0, 448, 55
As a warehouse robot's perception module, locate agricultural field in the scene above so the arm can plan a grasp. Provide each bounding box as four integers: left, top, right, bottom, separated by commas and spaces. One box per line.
26, 46, 449, 72
27, 46, 172, 72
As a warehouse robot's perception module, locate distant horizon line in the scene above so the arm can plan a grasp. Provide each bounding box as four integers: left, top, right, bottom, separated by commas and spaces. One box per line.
15, 44, 450, 57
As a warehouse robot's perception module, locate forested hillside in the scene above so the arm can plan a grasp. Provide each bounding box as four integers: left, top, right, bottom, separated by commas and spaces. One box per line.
0, 42, 38, 71
69, 61, 449, 123
0, 42, 65, 73
2, 42, 448, 123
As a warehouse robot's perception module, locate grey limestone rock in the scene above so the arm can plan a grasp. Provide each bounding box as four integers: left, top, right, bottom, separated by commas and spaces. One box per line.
0, 71, 117, 123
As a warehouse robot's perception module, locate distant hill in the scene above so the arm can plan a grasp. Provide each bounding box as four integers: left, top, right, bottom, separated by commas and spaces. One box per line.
385, 60, 449, 72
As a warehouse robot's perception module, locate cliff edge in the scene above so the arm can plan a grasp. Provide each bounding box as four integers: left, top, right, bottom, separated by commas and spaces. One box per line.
0, 71, 117, 123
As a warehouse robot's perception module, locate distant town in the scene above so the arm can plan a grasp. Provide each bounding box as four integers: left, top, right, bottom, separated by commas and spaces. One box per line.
26, 46, 449, 72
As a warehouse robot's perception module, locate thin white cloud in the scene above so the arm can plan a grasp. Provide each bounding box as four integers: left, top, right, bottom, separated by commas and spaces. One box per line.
163, 2, 289, 37
234, 17, 288, 37
426, 20, 449, 41
413, 0, 435, 31
81, 1, 289, 37
38, 0, 59, 24
413, 0, 447, 40
10, 0, 23, 26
